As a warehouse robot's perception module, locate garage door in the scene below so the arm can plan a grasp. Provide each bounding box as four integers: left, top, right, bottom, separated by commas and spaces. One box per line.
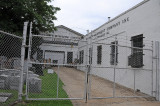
45, 51, 65, 64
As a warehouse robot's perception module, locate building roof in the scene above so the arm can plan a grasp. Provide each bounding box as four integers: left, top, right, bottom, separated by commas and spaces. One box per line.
43, 40, 78, 46
87, 0, 150, 35
56, 25, 84, 37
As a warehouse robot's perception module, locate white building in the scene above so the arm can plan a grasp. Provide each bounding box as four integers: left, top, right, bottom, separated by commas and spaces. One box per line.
31, 0, 160, 100
78, 0, 160, 100
40, 25, 83, 64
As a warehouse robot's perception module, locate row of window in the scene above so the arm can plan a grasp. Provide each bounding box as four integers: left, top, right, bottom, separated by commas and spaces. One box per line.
79, 34, 144, 68
96, 41, 118, 65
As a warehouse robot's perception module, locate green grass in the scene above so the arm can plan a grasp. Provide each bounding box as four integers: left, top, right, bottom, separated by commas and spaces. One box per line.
29, 70, 69, 98
16, 100, 73, 106
16, 69, 73, 106
0, 69, 72, 106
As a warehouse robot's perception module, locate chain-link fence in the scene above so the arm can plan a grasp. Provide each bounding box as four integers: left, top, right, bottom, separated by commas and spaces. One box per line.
26, 35, 88, 101
23, 29, 159, 104
87, 36, 154, 99
0, 30, 23, 105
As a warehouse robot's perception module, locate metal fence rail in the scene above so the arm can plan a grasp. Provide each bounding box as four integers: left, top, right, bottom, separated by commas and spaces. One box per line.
14, 22, 158, 103
87, 36, 154, 100
0, 22, 28, 106
1, 22, 159, 105
25, 35, 88, 101
24, 32, 158, 103
0, 30, 23, 105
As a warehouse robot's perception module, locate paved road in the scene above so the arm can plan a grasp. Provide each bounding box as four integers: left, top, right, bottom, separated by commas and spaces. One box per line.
54, 67, 160, 106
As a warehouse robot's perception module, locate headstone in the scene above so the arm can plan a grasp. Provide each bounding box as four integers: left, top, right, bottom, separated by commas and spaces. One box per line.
5, 58, 13, 69
0, 93, 12, 98
28, 74, 39, 78
0, 80, 5, 89
0, 74, 10, 89
0, 70, 4, 75
0, 93, 12, 102
0, 70, 10, 76
9, 76, 20, 90
12, 58, 21, 69
0, 97, 8, 103
28, 71, 34, 74
47, 69, 54, 74
29, 77, 41, 93
0, 69, 20, 76
29, 67, 36, 73
0, 56, 7, 69
10, 70, 20, 76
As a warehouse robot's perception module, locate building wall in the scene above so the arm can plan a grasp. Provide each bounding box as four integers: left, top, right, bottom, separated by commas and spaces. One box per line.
78, 0, 160, 97
39, 26, 82, 64
40, 43, 78, 64
45, 27, 81, 42
55, 27, 82, 40
77, 40, 88, 71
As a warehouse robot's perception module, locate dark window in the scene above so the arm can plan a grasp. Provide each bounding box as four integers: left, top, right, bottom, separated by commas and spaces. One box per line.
79, 50, 84, 64
37, 50, 43, 62
97, 45, 102, 64
53, 60, 58, 64
79, 51, 81, 64
67, 52, 73, 64
110, 41, 118, 65
89, 48, 92, 64
128, 55, 131, 66
129, 34, 144, 68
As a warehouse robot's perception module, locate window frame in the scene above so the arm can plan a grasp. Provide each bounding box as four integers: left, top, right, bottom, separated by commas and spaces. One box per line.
97, 45, 102, 64
89, 48, 93, 64
79, 50, 84, 64
110, 41, 118, 65
129, 34, 144, 68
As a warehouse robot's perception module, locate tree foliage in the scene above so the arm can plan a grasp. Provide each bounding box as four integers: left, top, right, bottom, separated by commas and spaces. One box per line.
0, 34, 21, 58
0, 0, 60, 35
0, 0, 60, 59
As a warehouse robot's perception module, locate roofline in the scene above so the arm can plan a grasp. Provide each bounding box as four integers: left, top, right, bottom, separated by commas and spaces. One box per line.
43, 40, 78, 46
87, 0, 150, 35
56, 25, 84, 37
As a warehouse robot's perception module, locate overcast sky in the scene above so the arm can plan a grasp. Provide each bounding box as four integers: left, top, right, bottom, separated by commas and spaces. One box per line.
51, 0, 144, 35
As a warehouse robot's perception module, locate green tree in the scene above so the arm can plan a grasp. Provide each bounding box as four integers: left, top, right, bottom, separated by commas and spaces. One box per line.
0, 0, 60, 35
0, 0, 60, 57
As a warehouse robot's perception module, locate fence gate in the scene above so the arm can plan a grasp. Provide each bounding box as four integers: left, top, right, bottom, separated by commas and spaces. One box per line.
25, 34, 88, 101
0, 22, 28, 105
87, 36, 155, 100
25, 25, 158, 103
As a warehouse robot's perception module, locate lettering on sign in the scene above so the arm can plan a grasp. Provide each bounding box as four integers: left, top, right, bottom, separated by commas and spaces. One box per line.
89, 17, 130, 40
107, 17, 129, 31
92, 29, 106, 40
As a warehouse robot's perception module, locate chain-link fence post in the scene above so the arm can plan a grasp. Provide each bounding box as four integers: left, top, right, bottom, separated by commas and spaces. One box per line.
26, 22, 32, 99
113, 36, 117, 97
87, 65, 91, 100
56, 65, 60, 98
88, 31, 93, 100
155, 41, 160, 101
151, 41, 154, 96
85, 65, 90, 103
134, 68, 136, 94
18, 22, 28, 101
